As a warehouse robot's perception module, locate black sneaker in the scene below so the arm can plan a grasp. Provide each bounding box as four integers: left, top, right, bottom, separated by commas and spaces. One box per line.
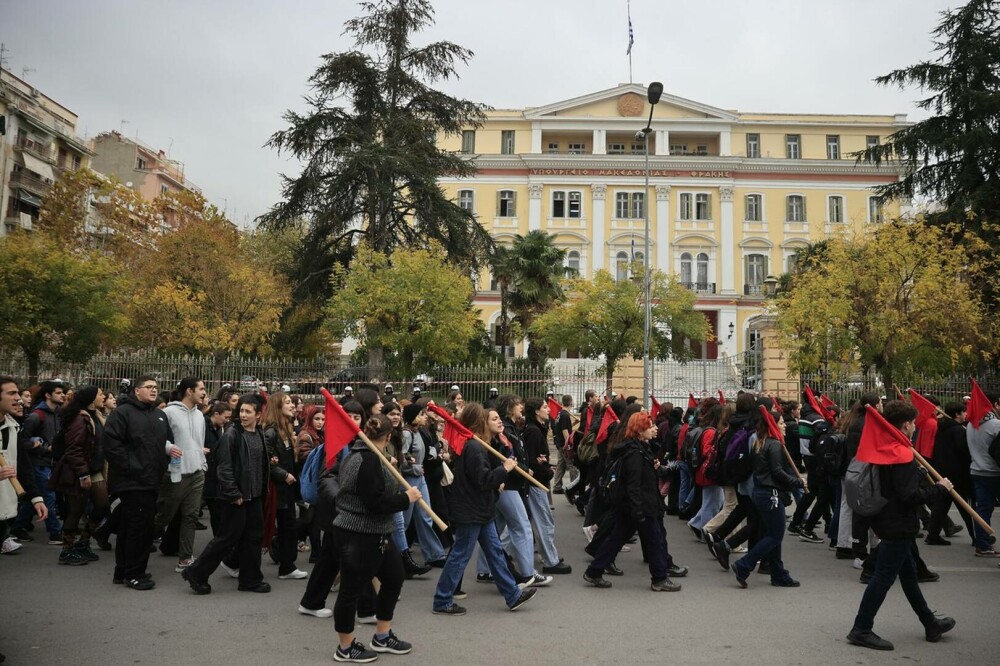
924, 615, 956, 643
58, 549, 89, 566
334, 640, 378, 663
508, 587, 537, 611
475, 573, 494, 584
731, 564, 747, 589
238, 582, 271, 593
10, 528, 33, 542
114, 572, 151, 585
542, 562, 572, 574
944, 524, 963, 538
771, 578, 801, 587
917, 570, 940, 583
370, 630, 412, 655
432, 604, 466, 616
650, 578, 681, 592
181, 569, 211, 595
846, 628, 894, 651
73, 541, 100, 562
786, 524, 802, 537
125, 577, 155, 591
799, 530, 823, 544
711, 541, 731, 571
924, 534, 951, 546
583, 573, 612, 588
604, 563, 624, 576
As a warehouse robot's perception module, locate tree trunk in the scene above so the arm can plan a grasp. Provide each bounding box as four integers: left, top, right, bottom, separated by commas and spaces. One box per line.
367, 344, 385, 384
25, 348, 39, 386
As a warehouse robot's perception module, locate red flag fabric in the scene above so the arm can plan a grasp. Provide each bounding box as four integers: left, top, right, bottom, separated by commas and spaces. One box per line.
820, 394, 836, 416
650, 395, 661, 421
583, 404, 593, 432
426, 402, 474, 456
688, 393, 698, 410
759, 405, 783, 442
259, 388, 268, 406
717, 390, 726, 406
967, 379, 993, 430
855, 405, 914, 465
547, 397, 562, 419
320, 388, 360, 468
595, 405, 620, 444
803, 384, 832, 424
908, 389, 939, 458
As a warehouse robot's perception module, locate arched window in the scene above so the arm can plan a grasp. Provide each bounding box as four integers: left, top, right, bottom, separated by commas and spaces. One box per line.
615, 251, 629, 282
567, 250, 581, 274
696, 252, 709, 286
680, 252, 692, 284
633, 251, 645, 268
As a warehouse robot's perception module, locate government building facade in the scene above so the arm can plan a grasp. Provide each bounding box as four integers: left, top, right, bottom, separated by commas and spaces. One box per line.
436, 83, 905, 361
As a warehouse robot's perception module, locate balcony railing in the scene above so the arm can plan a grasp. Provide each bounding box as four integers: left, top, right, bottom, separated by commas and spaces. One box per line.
15, 137, 55, 163
681, 282, 716, 294
9, 169, 52, 194
744, 284, 764, 296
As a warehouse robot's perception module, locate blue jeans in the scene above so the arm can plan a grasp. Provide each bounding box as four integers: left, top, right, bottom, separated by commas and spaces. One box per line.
677, 462, 696, 509
827, 476, 843, 543
971, 475, 1000, 550
689, 485, 723, 531
400, 474, 446, 562
13, 465, 62, 535
734, 488, 793, 584
476, 490, 536, 578
434, 522, 520, 610
525, 486, 560, 567
853, 537, 934, 631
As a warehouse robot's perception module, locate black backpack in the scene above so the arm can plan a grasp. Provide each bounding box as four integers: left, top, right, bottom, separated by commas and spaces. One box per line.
599, 453, 628, 506
683, 426, 705, 468
814, 432, 849, 478
807, 420, 832, 455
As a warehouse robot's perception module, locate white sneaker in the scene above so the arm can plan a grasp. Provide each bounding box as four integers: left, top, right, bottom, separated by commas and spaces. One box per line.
220, 562, 240, 579
298, 604, 333, 618
619, 545, 631, 553
2, 537, 22, 554
357, 615, 377, 625
732, 545, 748, 553
853, 558, 864, 570
174, 558, 194, 573
518, 573, 552, 590
582, 525, 597, 542
279, 569, 309, 580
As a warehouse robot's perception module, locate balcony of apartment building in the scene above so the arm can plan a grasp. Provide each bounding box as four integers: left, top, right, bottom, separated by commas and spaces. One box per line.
3, 211, 35, 233
15, 135, 56, 164
9, 167, 52, 196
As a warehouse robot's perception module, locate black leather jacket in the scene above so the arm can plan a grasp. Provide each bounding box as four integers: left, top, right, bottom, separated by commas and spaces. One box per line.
216, 424, 269, 503
752, 437, 803, 492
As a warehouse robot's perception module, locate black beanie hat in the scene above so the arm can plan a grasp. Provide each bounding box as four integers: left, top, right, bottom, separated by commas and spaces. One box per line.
403, 402, 423, 425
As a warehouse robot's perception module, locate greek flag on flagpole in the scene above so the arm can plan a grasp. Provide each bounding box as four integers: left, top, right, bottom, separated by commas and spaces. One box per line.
627, 17, 634, 55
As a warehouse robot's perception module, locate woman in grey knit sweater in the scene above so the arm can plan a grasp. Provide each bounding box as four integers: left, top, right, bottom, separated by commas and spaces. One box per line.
332, 414, 421, 663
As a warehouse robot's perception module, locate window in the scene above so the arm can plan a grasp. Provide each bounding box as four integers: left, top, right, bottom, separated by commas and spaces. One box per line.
551, 190, 582, 218
746, 133, 760, 158
547, 142, 560, 154
458, 189, 474, 212
828, 195, 844, 223
489, 273, 500, 291
160, 184, 169, 195
607, 143, 625, 155
136, 157, 147, 170
745, 194, 762, 222
615, 252, 629, 282
695, 193, 711, 220
786, 195, 805, 222
568, 191, 581, 218
501, 130, 515, 155
868, 197, 884, 224
785, 135, 801, 160
497, 190, 516, 217
615, 192, 644, 219
681, 252, 694, 284
567, 143, 585, 154
680, 252, 693, 284
696, 253, 709, 285
630, 143, 644, 154
58, 148, 68, 167
786, 252, 800, 273
670, 144, 688, 155
696, 144, 708, 155
461, 130, 476, 153
827, 135, 840, 160
679, 193, 693, 220
72, 155, 81, 170
866, 135, 880, 150
567, 250, 581, 274
745, 254, 768, 287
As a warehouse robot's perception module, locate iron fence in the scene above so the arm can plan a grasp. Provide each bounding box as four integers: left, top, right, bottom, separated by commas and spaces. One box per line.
799, 370, 1000, 409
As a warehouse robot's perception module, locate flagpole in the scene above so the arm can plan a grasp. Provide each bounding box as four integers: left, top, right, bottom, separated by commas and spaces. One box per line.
0, 453, 25, 496
627, 0, 633, 83
911, 447, 993, 535
471, 434, 550, 492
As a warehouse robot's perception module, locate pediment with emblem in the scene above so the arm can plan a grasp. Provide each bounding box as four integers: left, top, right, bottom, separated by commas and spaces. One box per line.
525, 84, 737, 122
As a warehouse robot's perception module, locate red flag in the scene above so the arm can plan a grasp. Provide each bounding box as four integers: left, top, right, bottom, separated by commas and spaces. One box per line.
908, 389, 939, 458
320, 388, 359, 468
650, 395, 661, 421
687, 393, 698, 410
426, 402, 474, 455
820, 394, 838, 423
803, 384, 832, 424
583, 404, 593, 432
856, 405, 914, 465
259, 388, 268, 406
717, 390, 726, 406
759, 405, 783, 442
967, 379, 994, 430
547, 397, 562, 419
595, 405, 620, 444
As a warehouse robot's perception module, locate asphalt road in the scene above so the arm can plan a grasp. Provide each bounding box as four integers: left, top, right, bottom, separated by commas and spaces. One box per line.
2, 499, 997, 665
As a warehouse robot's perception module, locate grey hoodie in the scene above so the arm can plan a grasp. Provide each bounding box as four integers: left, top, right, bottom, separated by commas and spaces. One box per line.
967, 412, 1000, 477
163, 401, 207, 475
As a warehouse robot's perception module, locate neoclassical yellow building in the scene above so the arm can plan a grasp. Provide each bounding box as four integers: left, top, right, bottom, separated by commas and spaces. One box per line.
437, 83, 905, 360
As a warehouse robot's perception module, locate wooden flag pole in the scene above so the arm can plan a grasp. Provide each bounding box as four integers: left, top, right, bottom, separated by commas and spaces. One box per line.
354, 430, 448, 532
0, 453, 25, 496
472, 434, 550, 492
910, 447, 993, 535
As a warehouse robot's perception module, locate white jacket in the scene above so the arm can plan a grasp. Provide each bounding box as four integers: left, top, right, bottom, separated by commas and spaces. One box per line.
1, 414, 43, 520
163, 402, 207, 475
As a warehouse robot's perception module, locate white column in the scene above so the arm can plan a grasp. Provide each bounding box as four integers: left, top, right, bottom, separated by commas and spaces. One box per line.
528, 183, 543, 232
719, 185, 735, 294
718, 305, 738, 359
655, 184, 670, 274
592, 129, 606, 155
720, 129, 732, 156
591, 184, 607, 271
530, 124, 542, 154
655, 130, 670, 155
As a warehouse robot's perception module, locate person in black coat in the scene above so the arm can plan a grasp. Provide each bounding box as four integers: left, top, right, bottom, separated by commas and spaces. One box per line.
261, 391, 306, 579
583, 411, 685, 591
202, 402, 232, 535
925, 402, 974, 544
522, 398, 570, 575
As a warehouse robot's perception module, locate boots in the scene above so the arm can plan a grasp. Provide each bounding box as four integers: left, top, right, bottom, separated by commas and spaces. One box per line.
73, 535, 100, 562
401, 549, 432, 579
58, 533, 88, 566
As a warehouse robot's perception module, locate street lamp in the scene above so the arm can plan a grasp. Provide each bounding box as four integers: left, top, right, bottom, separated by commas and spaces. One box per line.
639, 81, 663, 410
763, 274, 779, 297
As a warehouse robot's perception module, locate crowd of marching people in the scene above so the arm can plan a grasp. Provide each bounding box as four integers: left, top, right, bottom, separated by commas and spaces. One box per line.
3, 371, 999, 660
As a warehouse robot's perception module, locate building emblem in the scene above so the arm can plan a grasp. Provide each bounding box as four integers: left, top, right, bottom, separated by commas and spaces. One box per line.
617, 93, 645, 117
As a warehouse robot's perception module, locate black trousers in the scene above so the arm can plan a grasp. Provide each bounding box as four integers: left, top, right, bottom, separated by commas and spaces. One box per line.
715, 492, 752, 539
803, 470, 833, 531
206, 497, 225, 536
300, 529, 341, 611
333, 528, 404, 635
187, 498, 264, 587
114, 490, 157, 581
791, 456, 820, 526
275, 504, 298, 575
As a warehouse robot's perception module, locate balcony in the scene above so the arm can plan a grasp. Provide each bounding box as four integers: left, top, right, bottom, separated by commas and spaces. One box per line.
9, 169, 52, 195
682, 282, 716, 294
744, 284, 764, 297
15, 136, 55, 163
4, 213, 34, 232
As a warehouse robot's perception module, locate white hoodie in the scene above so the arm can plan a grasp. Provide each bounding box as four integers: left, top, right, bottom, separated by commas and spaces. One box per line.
1, 414, 43, 520
163, 401, 207, 475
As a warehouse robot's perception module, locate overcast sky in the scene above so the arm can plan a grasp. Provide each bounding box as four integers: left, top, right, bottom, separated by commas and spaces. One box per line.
3, 0, 960, 226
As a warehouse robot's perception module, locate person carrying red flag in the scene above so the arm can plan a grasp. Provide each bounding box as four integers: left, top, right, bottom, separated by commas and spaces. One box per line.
846, 401, 956, 652
964, 383, 1000, 557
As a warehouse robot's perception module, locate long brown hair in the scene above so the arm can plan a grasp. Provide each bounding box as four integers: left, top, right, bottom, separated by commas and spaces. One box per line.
261, 391, 296, 457
458, 402, 488, 441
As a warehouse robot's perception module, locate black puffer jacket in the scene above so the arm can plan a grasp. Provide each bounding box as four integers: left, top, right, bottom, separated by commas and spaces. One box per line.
102, 396, 173, 494
447, 438, 509, 524
871, 460, 946, 540
932, 418, 972, 497
611, 438, 667, 523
